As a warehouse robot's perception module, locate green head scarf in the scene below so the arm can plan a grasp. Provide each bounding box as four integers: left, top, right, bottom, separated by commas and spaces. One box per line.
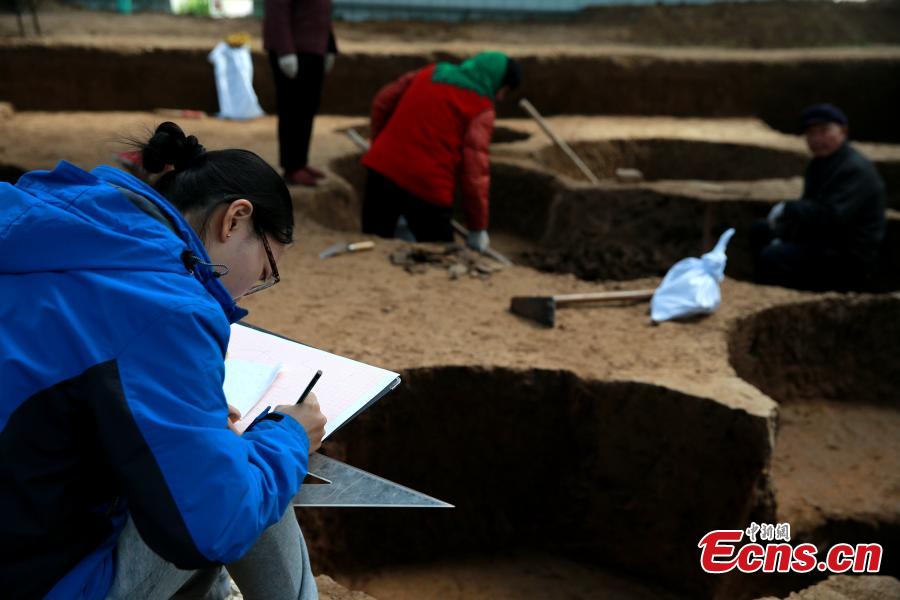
432, 52, 510, 99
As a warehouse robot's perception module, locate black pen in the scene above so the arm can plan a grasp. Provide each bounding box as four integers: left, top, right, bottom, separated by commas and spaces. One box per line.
297, 370, 323, 405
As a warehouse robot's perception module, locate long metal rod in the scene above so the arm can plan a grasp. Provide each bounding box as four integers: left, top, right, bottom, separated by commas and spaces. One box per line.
346, 128, 370, 152
519, 98, 600, 185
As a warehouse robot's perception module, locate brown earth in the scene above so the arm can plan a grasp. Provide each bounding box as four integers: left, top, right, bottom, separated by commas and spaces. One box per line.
756, 574, 900, 599
3, 112, 899, 598
729, 298, 900, 592
2, 4, 900, 140
315, 575, 378, 600
4, 1, 900, 48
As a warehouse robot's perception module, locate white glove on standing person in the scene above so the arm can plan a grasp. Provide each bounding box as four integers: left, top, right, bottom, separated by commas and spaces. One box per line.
767, 201, 786, 229
324, 53, 336, 74
466, 230, 490, 253
278, 54, 299, 79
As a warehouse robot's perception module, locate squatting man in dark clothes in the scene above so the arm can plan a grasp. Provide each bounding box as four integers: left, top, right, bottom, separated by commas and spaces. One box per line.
751, 103, 886, 291
361, 51, 522, 253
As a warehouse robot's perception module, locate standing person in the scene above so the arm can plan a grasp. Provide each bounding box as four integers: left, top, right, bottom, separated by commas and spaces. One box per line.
0, 122, 326, 599
751, 104, 886, 291
263, 0, 337, 187
361, 51, 522, 252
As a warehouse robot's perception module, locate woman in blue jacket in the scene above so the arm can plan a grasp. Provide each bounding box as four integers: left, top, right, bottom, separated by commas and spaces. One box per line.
0, 122, 325, 599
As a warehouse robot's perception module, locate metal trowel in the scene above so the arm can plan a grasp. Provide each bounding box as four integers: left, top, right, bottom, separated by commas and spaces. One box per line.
319, 240, 375, 260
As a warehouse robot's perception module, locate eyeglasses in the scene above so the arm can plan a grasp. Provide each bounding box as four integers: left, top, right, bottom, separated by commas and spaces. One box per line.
241, 234, 280, 297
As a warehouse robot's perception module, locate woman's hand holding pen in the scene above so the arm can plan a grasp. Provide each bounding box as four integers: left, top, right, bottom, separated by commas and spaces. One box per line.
277, 393, 327, 453
227, 404, 242, 435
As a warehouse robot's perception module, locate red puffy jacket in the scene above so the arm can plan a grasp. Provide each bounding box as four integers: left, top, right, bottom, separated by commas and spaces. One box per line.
362, 65, 495, 231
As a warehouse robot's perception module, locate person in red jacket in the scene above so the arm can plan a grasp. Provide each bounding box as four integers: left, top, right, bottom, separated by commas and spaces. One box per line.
361, 52, 522, 251
263, 0, 337, 187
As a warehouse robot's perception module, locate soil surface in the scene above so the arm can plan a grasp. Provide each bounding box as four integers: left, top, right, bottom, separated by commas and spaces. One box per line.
3, 5, 900, 140
339, 552, 682, 600
772, 399, 900, 535
757, 574, 900, 599
3, 110, 898, 598
4, 1, 900, 48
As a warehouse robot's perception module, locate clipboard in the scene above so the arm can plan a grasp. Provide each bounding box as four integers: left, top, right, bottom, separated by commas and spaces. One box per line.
227, 322, 401, 439
224, 323, 450, 509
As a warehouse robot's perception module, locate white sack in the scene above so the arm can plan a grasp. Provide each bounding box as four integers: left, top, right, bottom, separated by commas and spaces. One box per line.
650, 228, 736, 323
208, 41, 264, 120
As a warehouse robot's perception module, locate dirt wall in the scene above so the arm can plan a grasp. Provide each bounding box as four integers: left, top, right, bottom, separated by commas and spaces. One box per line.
2, 45, 899, 142
536, 140, 810, 182
300, 366, 773, 599
524, 183, 900, 291
524, 185, 766, 281
728, 296, 900, 407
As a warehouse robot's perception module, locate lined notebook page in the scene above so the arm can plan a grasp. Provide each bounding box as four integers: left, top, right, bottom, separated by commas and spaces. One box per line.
227, 324, 400, 438
223, 359, 282, 416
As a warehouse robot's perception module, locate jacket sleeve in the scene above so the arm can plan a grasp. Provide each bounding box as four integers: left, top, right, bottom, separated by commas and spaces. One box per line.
264, 0, 295, 57
459, 109, 494, 231
782, 163, 881, 242
370, 70, 418, 141
105, 304, 309, 568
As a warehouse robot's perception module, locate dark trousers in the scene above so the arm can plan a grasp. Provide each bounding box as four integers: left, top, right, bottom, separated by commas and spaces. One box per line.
268, 51, 325, 172
361, 169, 454, 242
750, 219, 863, 292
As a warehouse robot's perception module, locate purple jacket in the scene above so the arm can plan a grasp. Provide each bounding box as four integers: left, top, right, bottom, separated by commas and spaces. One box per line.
263, 0, 334, 57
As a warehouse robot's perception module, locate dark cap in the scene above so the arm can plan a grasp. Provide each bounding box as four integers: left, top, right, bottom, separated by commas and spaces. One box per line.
800, 103, 848, 129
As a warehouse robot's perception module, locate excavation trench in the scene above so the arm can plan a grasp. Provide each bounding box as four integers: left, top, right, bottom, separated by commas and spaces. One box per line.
728, 296, 900, 591
339, 122, 531, 146
298, 367, 773, 599
3, 43, 900, 142
535, 139, 809, 182
534, 139, 900, 211
326, 150, 900, 291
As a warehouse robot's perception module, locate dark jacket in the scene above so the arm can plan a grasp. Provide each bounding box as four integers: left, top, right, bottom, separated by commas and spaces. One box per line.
0, 162, 310, 599
263, 0, 334, 57
780, 142, 886, 269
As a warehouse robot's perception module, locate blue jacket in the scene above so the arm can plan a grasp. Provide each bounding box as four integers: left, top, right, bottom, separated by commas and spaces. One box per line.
0, 162, 310, 599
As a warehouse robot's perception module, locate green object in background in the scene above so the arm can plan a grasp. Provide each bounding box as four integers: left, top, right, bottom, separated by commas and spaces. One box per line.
116, 0, 132, 13
178, 0, 210, 16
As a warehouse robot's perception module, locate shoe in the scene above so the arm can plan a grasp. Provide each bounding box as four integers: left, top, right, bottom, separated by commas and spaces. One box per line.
284, 168, 318, 187
304, 165, 326, 179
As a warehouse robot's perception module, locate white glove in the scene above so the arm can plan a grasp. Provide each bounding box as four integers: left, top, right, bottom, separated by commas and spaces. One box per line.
278, 54, 298, 79
466, 230, 490, 253
324, 52, 336, 74
767, 201, 786, 229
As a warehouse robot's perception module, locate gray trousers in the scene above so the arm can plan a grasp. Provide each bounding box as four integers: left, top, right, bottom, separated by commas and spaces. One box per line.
106, 508, 317, 600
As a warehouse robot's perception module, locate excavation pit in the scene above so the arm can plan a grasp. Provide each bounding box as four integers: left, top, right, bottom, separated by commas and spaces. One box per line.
337, 122, 530, 146
298, 367, 773, 599
326, 151, 900, 291
534, 139, 809, 183
729, 296, 900, 584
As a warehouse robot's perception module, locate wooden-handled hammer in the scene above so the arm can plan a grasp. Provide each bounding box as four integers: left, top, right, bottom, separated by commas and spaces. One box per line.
510, 289, 655, 327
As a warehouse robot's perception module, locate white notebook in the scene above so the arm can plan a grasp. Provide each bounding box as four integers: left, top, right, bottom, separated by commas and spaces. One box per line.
225, 323, 401, 439
223, 359, 282, 417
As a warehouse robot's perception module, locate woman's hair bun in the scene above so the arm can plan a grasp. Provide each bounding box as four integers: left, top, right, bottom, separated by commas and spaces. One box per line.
142, 121, 207, 174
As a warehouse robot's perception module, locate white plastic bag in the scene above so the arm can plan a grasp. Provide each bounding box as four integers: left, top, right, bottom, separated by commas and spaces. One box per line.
208, 41, 264, 120
650, 228, 736, 323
